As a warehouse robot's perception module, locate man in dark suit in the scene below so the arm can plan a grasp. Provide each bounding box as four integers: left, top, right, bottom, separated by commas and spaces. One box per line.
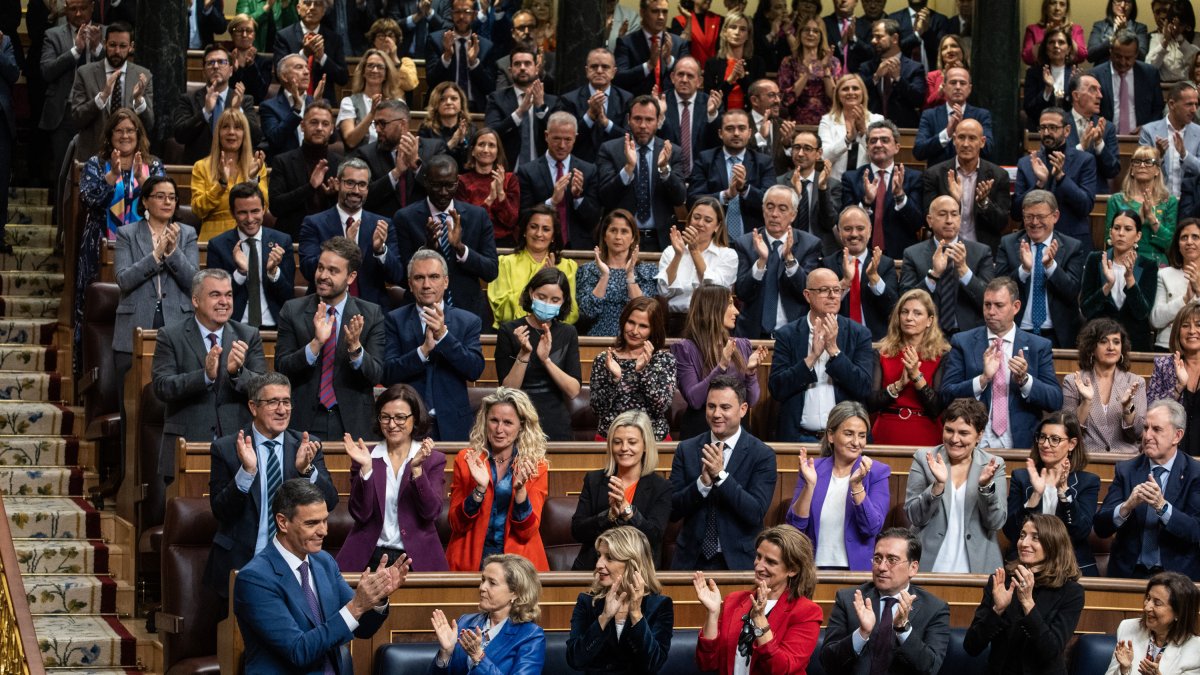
425, 0, 495, 112
152, 269, 268, 482
259, 54, 316, 158
822, 206, 899, 341
37, 0, 102, 178
483, 41, 558, 171
392, 155, 498, 317
613, 0, 687, 97
91, 0, 135, 25
268, 101, 342, 238
733, 185, 823, 339
383, 249, 485, 441
493, 10, 556, 92
858, 18, 926, 130
825, 1, 875, 73
68, 22, 154, 162
778, 128, 841, 254
939, 277, 1063, 449
227, 14, 274, 104
1012, 108, 1097, 253
1095, 399, 1200, 581
273, 0, 350, 105
668, 376, 777, 571
206, 183, 295, 329
187, 0, 229, 50
748, 79, 790, 174
821, 527, 952, 675
912, 66, 993, 164
277, 237, 386, 442
172, 45, 263, 164
1094, 30, 1164, 135
921, 118, 1009, 251
234, 478, 405, 673
901, 195, 995, 336
996, 189, 1086, 349
656, 56, 720, 179
841, 119, 925, 259
390, 0, 445, 58
350, 98, 447, 217
298, 158, 405, 310
516, 111, 602, 250
204, 372, 338, 602
688, 109, 776, 238
560, 47, 631, 164
1068, 73, 1121, 189
768, 267, 875, 441
888, 0, 949, 72
597, 95, 687, 252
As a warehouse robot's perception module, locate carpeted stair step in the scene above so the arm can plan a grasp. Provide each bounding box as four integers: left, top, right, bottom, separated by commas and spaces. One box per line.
0, 402, 78, 435
0, 318, 60, 345
42, 670, 144, 674
9, 205, 54, 225
3, 247, 64, 273
22, 574, 132, 615
0, 371, 62, 400
7, 223, 57, 248
14, 539, 112, 575
5, 496, 101, 539
34, 615, 139, 668
10, 186, 50, 205
0, 271, 66, 297
0, 345, 58, 372
0, 466, 94, 497
0, 295, 60, 319
0, 437, 83, 467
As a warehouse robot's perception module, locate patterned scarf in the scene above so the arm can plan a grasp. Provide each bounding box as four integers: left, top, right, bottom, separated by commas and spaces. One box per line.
105, 161, 147, 240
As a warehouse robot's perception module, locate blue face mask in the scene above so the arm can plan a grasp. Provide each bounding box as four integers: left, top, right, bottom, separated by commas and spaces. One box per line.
531, 298, 561, 322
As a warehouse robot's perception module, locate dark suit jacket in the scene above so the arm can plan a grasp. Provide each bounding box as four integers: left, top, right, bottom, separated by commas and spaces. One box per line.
613, 30, 687, 97
560, 84, 631, 164
229, 54, 274, 105
963, 577, 1085, 675
69, 60, 154, 161
890, 7, 950, 68
38, 22, 99, 132
391, 199, 499, 317
1006, 469, 1099, 572
767, 315, 875, 441
824, 12, 875, 74
1011, 149, 1097, 247
424, 30, 495, 112
732, 227, 823, 339
596, 135, 687, 248
297, 207, 405, 309
920, 158, 1010, 251
702, 54, 766, 109
657, 91, 720, 176
900, 238, 995, 335
205, 228, 297, 327
273, 23, 350, 105
382, 304, 485, 441
777, 169, 841, 254
1095, 451, 1200, 580
1022, 64, 1071, 132
566, 592, 673, 674
687, 147, 776, 234
822, 250, 900, 341
821, 582, 952, 675
940, 326, 1063, 448
0, 35, 14, 139
274, 294, 386, 439
570, 470, 672, 570
995, 230, 1086, 348
858, 54, 926, 129
516, 155, 601, 249
1080, 250, 1158, 351
1093, 61, 1165, 130
348, 137, 447, 216
841, 164, 925, 258
267, 146, 342, 238
259, 90, 313, 157
912, 103, 995, 164
668, 431, 778, 570
171, 86, 262, 164
482, 87, 560, 171
151, 318, 267, 478
1066, 111, 1121, 185
189, 0, 228, 48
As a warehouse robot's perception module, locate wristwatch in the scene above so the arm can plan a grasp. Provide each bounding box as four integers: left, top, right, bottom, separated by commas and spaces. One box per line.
893, 621, 910, 632
623, 503, 634, 517
752, 623, 769, 638
1156, 502, 1169, 516
716, 470, 729, 484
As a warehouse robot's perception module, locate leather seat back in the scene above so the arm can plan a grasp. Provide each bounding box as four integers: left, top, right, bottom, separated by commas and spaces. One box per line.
81, 282, 120, 422
161, 497, 222, 670
539, 496, 580, 571
1068, 633, 1117, 675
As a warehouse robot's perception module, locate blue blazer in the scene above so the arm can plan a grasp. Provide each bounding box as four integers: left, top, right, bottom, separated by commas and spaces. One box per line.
1005, 468, 1099, 573
566, 592, 673, 674
994, 230, 1085, 349
392, 199, 499, 318
912, 104, 994, 164
1067, 112, 1120, 187
559, 84, 632, 164
382, 304, 485, 442
297, 207, 405, 310
657, 91, 720, 165
687, 147, 776, 234
1095, 451, 1200, 580
234, 542, 385, 674
205, 227, 296, 326
1093, 61, 1164, 130
668, 431, 778, 570
731, 226, 823, 339
429, 612, 545, 675
840, 164, 924, 259
857, 54, 926, 129
1011, 148, 1097, 248
785, 455, 891, 571
273, 23, 350, 105
767, 315, 875, 441
259, 91, 313, 156
939, 326, 1063, 448
424, 30, 496, 112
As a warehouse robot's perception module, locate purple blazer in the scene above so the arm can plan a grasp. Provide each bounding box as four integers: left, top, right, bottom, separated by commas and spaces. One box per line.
785, 455, 890, 570
335, 445, 450, 572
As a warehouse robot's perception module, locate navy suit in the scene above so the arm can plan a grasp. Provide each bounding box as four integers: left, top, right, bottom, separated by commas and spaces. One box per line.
382, 304, 485, 442
482, 87, 559, 171
732, 227, 823, 339
657, 91, 720, 177
687, 147, 776, 235
297, 207, 405, 310
267, 146, 342, 239
566, 592, 673, 673
841, 164, 925, 258
822, 582, 951, 675
189, 0, 228, 48
995, 230, 1086, 349
559, 84, 631, 164
234, 539, 385, 674
1093, 61, 1164, 131
1095, 451, 1200, 580
912, 104, 994, 164
1006, 469, 1100, 574
821, 251, 900, 341
858, 54, 926, 129
349, 137, 448, 217
1011, 148, 1097, 250
939, 326, 1063, 449
259, 91, 314, 157
889, 6, 950, 69
430, 612, 544, 674
1067, 111, 1121, 186
273, 24, 350, 105
516, 155, 601, 249
824, 13, 874, 73
668, 431, 778, 570
391, 199, 499, 318
424, 30, 495, 112
613, 30, 687, 97
205, 228, 296, 328
595, 136, 687, 251
768, 315, 875, 441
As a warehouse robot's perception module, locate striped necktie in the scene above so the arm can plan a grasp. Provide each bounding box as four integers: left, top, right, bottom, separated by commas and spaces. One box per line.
264, 440, 282, 537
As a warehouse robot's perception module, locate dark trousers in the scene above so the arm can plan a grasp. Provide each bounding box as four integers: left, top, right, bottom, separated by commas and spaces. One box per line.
304, 405, 347, 443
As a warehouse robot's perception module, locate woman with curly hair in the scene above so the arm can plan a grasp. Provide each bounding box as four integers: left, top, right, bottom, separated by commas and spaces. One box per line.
420, 81, 476, 167
866, 289, 949, 446
1062, 319, 1147, 453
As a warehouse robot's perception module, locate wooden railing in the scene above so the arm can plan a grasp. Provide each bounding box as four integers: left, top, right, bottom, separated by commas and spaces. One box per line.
0, 499, 47, 675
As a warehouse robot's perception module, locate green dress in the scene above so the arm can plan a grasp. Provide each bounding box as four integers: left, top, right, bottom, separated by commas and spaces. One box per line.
1105, 192, 1178, 266
235, 0, 299, 52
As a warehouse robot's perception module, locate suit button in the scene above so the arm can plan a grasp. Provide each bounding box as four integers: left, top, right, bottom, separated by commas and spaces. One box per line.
401, 530, 407, 535
966, 534, 972, 539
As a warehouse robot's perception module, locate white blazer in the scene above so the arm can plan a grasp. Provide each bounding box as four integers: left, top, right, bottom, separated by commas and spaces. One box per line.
1105, 618, 1200, 675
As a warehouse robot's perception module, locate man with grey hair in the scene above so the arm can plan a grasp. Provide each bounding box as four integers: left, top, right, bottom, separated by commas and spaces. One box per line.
516, 110, 601, 249
484, 40, 558, 169
383, 249, 484, 441
996, 189, 1084, 348
1094, 29, 1164, 135
259, 53, 317, 158
298, 157, 404, 309
1096, 398, 1200, 580
349, 98, 449, 216
152, 268, 268, 482
840, 118, 924, 258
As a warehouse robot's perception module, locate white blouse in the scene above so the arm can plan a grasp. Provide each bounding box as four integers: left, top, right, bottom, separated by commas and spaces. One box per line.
656, 243, 739, 312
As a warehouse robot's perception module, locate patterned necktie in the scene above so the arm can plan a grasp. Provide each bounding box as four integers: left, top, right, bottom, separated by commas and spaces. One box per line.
849, 257, 863, 324
869, 596, 897, 675
1119, 73, 1133, 135
991, 337, 1009, 436
298, 560, 337, 675
680, 99, 693, 177
936, 244, 959, 335
437, 213, 454, 308
1141, 465, 1169, 568
1031, 242, 1047, 333
318, 307, 338, 409
761, 240, 782, 336
206, 332, 218, 350
700, 443, 724, 559
840, 19, 850, 67
264, 439, 282, 537
346, 217, 360, 297
727, 156, 744, 238
636, 146, 652, 223
555, 160, 569, 242
111, 71, 124, 113
796, 179, 811, 233
456, 38, 470, 94
872, 170, 887, 251
247, 238, 263, 326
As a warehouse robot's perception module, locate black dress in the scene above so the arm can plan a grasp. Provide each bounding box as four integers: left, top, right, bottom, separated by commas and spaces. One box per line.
495, 317, 581, 441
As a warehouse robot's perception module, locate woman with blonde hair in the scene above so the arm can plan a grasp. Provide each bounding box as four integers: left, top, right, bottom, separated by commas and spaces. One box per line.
657, 196, 739, 334
431, 553, 546, 674
337, 48, 413, 150
445, 388, 550, 571
818, 73, 883, 178
1106, 145, 1178, 265
867, 289, 950, 445
778, 15, 840, 124
190, 108, 268, 241
703, 11, 763, 111
420, 81, 476, 167
925, 34, 969, 109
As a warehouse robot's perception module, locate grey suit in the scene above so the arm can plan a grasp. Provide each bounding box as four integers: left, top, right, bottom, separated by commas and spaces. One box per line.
273, 294, 386, 441
151, 318, 267, 480
899, 237, 994, 334
113, 220, 198, 354
821, 581, 952, 675
1139, 119, 1200, 195
68, 59, 154, 162
39, 23, 103, 171
904, 445, 1007, 574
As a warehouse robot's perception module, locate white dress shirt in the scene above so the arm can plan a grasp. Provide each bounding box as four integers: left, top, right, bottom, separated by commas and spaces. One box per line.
800, 314, 838, 433
233, 232, 282, 327
655, 242, 739, 312
271, 537, 361, 631
362, 441, 422, 549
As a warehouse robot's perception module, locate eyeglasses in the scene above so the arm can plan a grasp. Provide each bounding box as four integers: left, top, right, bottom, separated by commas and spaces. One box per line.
1038, 124, 1064, 132
147, 192, 177, 202
380, 413, 414, 426
230, 28, 254, 35
1131, 158, 1159, 167
807, 286, 843, 297
340, 179, 369, 190
1023, 212, 1054, 224
256, 398, 293, 410
364, 63, 387, 71
374, 118, 405, 128
1036, 434, 1068, 446
791, 144, 818, 153
871, 554, 910, 567
205, 59, 230, 67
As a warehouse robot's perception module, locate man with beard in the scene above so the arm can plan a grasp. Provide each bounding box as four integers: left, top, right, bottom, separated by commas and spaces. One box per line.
350, 98, 448, 216
689, 108, 776, 237
779, 129, 841, 254
560, 47, 631, 163
912, 66, 993, 164
821, 205, 899, 341
273, 0, 349, 105
483, 42, 558, 171
824, 0, 874, 73
921, 118, 1009, 250
614, 0, 687, 97
857, 18, 925, 129
656, 55, 720, 179
1012, 107, 1097, 253
276, 236, 386, 442
516, 111, 602, 249
260, 53, 320, 157
748, 79, 790, 173
494, 10, 556, 91
1067, 73, 1121, 190
206, 182, 295, 329
39, 0, 103, 177
841, 119, 924, 259
68, 21, 153, 162
888, 0, 949, 73
425, 0, 495, 112
268, 100, 342, 238
172, 44, 263, 164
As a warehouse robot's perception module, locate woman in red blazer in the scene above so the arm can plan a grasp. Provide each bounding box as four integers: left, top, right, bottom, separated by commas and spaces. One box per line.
446, 388, 550, 571
694, 525, 822, 674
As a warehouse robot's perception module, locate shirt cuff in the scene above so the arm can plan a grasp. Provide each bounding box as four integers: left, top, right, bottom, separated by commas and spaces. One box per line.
973, 376, 985, 397
869, 277, 886, 295
1044, 260, 1058, 278
375, 245, 388, 261
696, 476, 713, 497
896, 624, 913, 643
960, 268, 974, 286
751, 263, 766, 280
339, 606, 359, 632
267, 267, 281, 282
308, 470, 320, 484
1113, 502, 1130, 527
306, 343, 320, 364
350, 352, 364, 369
456, 246, 469, 263
235, 466, 255, 492
133, 97, 148, 114
619, 168, 634, 184
851, 629, 868, 654
924, 277, 936, 293
1161, 503, 1173, 524
318, 53, 328, 66
1018, 267, 1031, 283
1020, 373, 1034, 397
893, 194, 907, 210
938, 129, 950, 145
94, 92, 108, 110
233, 269, 249, 285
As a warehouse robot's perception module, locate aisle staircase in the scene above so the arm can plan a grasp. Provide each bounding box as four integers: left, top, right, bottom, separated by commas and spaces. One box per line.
0, 187, 153, 673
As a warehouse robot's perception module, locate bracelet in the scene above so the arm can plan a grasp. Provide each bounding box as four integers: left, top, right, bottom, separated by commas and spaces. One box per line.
850, 487, 865, 496
516, 357, 529, 363
926, 271, 940, 281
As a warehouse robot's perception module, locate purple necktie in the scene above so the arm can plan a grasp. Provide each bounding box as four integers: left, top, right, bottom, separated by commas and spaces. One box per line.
299, 560, 337, 674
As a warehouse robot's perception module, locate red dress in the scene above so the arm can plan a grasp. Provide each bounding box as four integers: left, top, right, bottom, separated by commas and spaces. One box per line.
455, 170, 520, 243
871, 353, 943, 445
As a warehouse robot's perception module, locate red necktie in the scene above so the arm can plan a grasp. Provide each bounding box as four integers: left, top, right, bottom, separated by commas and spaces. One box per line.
872, 169, 887, 251
680, 99, 693, 176
346, 216, 360, 297
849, 258, 863, 323
555, 160, 570, 244
306, 53, 315, 95
318, 307, 338, 409
650, 34, 662, 92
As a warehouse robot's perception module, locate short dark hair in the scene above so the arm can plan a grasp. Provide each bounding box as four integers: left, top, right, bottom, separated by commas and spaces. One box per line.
106, 22, 133, 39
373, 383, 430, 438
874, 18, 900, 37
867, 118, 900, 143
1112, 28, 1140, 47
1076, 318, 1130, 372
721, 108, 751, 127
1040, 106, 1070, 127
510, 39, 538, 63
136, 175, 178, 218
374, 97, 411, 117
304, 99, 335, 120
515, 205, 563, 255
249, 371, 291, 401
1032, 411, 1090, 472
1145, 571, 1200, 646
943, 398, 989, 432
792, 127, 821, 149
423, 153, 459, 180
1168, 80, 1198, 103
877, 527, 921, 562
519, 267, 573, 321
203, 44, 229, 61
271, 478, 327, 522
320, 236, 363, 274
228, 181, 265, 213
628, 94, 662, 118
708, 374, 748, 405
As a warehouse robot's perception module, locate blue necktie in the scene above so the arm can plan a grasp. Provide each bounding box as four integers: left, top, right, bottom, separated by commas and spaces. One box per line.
211, 93, 225, 133
636, 145, 652, 223
726, 156, 744, 238
761, 239, 782, 336
436, 213, 454, 308
1140, 465, 1169, 569
1031, 242, 1047, 334
264, 440, 281, 538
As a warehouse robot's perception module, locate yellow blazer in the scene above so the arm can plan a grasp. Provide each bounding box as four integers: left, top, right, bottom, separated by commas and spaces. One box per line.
488, 250, 578, 327
189, 158, 270, 241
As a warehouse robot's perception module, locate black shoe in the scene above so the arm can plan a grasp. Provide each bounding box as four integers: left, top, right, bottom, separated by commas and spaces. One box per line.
0, 244, 13, 255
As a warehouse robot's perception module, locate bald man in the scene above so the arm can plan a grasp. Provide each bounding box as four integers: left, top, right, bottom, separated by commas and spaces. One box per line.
921, 118, 1010, 250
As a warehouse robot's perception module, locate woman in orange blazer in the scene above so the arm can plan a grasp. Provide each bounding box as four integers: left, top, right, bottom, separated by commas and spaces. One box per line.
694, 525, 822, 674
446, 387, 550, 572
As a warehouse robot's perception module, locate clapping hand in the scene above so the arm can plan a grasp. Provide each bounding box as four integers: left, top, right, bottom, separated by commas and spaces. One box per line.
343, 434, 373, 474
978, 456, 1000, 487
607, 474, 627, 520
990, 566, 1015, 613
747, 345, 769, 370
431, 609, 460, 653
693, 571, 722, 613
1114, 640, 1135, 674
465, 448, 490, 490
235, 429, 257, 473
700, 441, 724, 486
603, 349, 623, 380
798, 447, 818, 485
410, 438, 435, 472
295, 431, 320, 474
926, 450, 948, 487
352, 553, 408, 615
852, 588, 876, 638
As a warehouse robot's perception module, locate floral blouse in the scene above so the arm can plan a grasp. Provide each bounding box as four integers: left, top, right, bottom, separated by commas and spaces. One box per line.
778, 55, 842, 125
590, 350, 678, 440
575, 261, 658, 336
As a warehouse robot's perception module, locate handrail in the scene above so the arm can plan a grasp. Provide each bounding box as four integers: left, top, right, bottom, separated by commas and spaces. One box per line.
0, 498, 48, 674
